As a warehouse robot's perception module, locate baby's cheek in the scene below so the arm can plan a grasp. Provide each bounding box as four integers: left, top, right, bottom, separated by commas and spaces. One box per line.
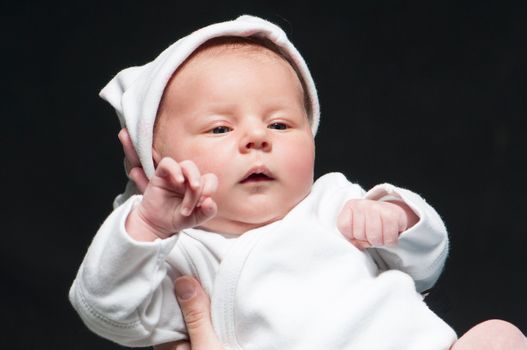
189, 145, 230, 174
288, 142, 315, 176
281, 144, 315, 201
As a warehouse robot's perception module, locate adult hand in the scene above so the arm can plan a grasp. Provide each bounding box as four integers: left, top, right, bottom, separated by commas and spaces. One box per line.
118, 128, 149, 193
154, 276, 224, 350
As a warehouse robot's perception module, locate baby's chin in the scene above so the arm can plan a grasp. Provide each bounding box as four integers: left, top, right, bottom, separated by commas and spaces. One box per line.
202, 207, 290, 235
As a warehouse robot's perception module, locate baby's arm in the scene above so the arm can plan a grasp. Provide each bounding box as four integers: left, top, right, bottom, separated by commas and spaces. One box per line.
338, 184, 449, 292
69, 158, 218, 346
69, 197, 186, 346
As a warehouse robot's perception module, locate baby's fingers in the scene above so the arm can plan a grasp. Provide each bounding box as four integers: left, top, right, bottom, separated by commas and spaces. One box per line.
156, 158, 185, 186
179, 161, 203, 216
194, 197, 218, 224
192, 174, 218, 226
337, 200, 366, 241
198, 173, 218, 206
349, 209, 377, 249
180, 160, 201, 190
380, 209, 400, 246
338, 201, 370, 250
365, 209, 383, 246
337, 203, 353, 238
350, 239, 371, 251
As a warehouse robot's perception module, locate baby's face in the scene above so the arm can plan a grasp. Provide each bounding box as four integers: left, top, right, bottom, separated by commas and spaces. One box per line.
154, 47, 315, 234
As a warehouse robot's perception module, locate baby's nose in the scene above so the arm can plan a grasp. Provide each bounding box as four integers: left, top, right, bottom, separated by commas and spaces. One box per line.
241, 127, 271, 152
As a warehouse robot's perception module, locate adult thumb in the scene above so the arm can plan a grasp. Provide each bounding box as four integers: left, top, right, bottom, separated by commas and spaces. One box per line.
175, 276, 224, 350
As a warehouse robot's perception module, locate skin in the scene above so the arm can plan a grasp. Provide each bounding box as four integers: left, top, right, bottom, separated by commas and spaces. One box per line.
120, 43, 526, 349
121, 137, 527, 350
150, 47, 316, 236
125, 45, 416, 244
154, 277, 223, 350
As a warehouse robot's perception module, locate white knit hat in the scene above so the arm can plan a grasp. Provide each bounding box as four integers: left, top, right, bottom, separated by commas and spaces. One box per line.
100, 15, 320, 179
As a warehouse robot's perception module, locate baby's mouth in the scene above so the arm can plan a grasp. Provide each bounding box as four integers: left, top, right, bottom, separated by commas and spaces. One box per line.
240, 167, 275, 184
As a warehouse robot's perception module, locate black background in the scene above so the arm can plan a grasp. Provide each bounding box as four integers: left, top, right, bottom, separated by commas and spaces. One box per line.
2, 1, 526, 349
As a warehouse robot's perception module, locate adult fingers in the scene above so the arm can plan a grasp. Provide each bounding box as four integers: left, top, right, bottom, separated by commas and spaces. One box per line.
118, 128, 141, 169
119, 128, 151, 194
174, 277, 224, 350
129, 167, 149, 194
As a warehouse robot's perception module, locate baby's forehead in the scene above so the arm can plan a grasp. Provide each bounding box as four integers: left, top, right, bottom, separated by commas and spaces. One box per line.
197, 36, 286, 55
178, 37, 290, 73
159, 36, 311, 117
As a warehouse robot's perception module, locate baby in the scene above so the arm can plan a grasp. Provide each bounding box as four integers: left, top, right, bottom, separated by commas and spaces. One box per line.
70, 15, 526, 350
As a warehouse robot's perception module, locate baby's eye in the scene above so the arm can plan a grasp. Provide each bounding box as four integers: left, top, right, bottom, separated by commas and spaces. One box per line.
268, 122, 288, 130
210, 126, 232, 134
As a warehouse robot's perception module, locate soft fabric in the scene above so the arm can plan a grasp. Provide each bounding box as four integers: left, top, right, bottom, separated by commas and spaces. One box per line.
99, 15, 320, 179
70, 173, 457, 349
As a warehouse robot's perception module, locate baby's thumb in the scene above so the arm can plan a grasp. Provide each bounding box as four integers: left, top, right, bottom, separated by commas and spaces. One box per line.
175, 277, 223, 350
194, 197, 217, 224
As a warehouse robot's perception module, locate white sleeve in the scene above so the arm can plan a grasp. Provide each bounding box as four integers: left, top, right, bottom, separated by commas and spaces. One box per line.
112, 180, 139, 209
364, 184, 449, 293
69, 195, 187, 347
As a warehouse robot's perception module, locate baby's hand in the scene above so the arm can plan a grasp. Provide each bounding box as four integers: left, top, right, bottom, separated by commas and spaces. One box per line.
337, 199, 417, 250
126, 157, 218, 241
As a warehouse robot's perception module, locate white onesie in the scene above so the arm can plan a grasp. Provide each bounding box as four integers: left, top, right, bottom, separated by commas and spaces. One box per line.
69, 172, 457, 349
